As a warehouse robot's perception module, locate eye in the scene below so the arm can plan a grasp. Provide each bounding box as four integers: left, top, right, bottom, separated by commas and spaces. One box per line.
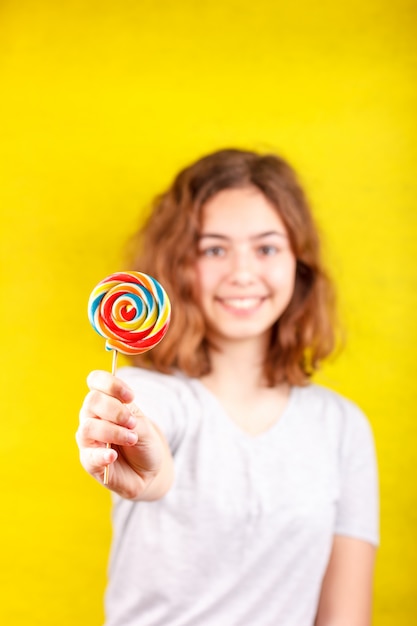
257, 244, 279, 256
199, 245, 227, 257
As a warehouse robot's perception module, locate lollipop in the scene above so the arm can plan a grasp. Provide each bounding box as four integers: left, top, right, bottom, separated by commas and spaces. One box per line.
88, 271, 171, 483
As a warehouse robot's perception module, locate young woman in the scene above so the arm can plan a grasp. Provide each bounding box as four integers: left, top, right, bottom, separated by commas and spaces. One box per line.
76, 149, 379, 626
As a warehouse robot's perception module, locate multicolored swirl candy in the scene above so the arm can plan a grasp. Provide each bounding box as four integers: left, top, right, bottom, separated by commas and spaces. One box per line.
88, 271, 171, 355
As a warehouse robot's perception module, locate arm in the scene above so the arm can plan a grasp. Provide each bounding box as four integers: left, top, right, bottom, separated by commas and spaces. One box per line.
76, 370, 175, 501
315, 535, 377, 626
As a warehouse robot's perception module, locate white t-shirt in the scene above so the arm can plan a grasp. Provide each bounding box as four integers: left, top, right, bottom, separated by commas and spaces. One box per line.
104, 367, 379, 626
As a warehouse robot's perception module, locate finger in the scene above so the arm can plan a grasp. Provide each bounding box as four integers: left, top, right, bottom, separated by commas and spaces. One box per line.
79, 446, 118, 475
80, 390, 136, 428
118, 402, 157, 444
76, 417, 139, 447
86, 370, 135, 403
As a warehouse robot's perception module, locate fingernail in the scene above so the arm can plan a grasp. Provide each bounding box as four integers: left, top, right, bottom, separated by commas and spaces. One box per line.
127, 415, 137, 429
104, 449, 114, 463
127, 432, 138, 444
121, 386, 134, 402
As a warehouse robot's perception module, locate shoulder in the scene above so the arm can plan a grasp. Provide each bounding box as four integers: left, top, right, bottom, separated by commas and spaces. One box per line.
118, 366, 192, 395
117, 367, 199, 449
293, 383, 375, 446
295, 383, 368, 420
116, 366, 202, 416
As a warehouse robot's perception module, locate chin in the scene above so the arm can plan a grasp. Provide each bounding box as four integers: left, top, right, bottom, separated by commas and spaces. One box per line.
209, 323, 272, 343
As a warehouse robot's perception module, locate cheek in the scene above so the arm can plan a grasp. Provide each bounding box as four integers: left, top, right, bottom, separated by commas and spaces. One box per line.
270, 258, 297, 291
195, 261, 221, 295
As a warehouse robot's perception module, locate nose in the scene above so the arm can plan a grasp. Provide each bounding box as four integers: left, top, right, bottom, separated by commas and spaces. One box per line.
228, 248, 257, 286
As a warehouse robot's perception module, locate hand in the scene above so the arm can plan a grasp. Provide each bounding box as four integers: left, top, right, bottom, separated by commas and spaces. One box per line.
76, 370, 174, 500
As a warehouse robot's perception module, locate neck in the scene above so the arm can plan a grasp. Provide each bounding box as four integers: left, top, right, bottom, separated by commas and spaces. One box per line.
199, 334, 291, 437
201, 335, 269, 395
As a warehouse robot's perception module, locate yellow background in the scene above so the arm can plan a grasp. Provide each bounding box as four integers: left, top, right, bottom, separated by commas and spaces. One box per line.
1, 1, 416, 624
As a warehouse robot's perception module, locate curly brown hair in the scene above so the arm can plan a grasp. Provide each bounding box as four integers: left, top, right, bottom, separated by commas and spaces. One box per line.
127, 148, 338, 386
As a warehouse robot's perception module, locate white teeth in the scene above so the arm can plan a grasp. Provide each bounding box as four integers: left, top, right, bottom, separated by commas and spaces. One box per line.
222, 298, 261, 310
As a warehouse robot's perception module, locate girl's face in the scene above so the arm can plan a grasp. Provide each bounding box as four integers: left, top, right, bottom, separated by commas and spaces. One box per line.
196, 186, 297, 347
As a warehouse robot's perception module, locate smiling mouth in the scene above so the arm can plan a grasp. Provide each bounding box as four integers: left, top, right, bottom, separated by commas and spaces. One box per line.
217, 297, 266, 311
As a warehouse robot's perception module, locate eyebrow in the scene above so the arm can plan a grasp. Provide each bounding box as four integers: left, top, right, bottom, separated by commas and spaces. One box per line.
198, 230, 288, 241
